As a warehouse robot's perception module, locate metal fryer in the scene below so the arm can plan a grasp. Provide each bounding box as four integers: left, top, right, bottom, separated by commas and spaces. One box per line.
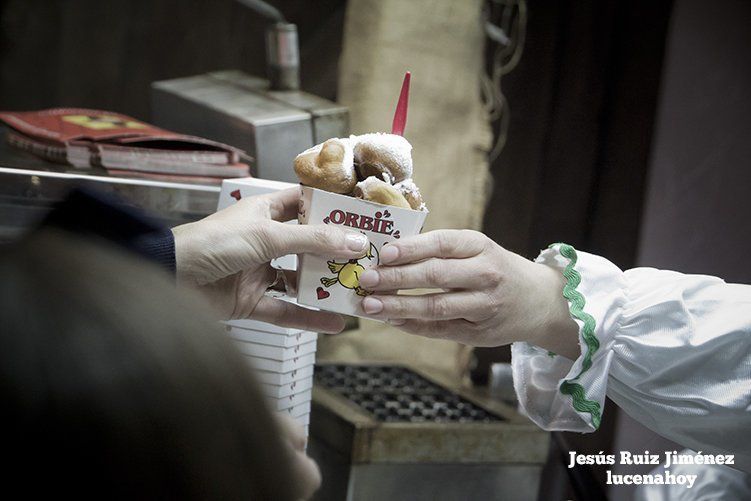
309, 363, 548, 500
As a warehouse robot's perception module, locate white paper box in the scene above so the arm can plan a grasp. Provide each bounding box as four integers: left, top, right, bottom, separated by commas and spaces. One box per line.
294, 413, 310, 426
255, 364, 315, 386
227, 327, 317, 347
223, 319, 306, 335
218, 177, 298, 270
297, 186, 428, 317
218, 177, 296, 211
247, 352, 316, 373
261, 376, 314, 398
279, 400, 311, 419
269, 389, 312, 411
234, 339, 317, 361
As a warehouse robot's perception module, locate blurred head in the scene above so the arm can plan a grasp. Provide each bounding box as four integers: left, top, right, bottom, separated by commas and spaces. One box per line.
0, 230, 300, 500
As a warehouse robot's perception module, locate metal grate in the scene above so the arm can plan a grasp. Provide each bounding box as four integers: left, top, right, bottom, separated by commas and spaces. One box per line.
315, 364, 503, 423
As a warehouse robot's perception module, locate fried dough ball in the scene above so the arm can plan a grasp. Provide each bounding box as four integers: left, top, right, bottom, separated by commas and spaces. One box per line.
353, 176, 412, 209
293, 138, 355, 194
352, 133, 413, 184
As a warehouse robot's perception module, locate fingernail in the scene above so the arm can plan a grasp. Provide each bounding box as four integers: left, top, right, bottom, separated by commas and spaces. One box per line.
387, 318, 406, 326
362, 297, 383, 314
359, 269, 379, 288
380, 244, 399, 264
346, 233, 368, 252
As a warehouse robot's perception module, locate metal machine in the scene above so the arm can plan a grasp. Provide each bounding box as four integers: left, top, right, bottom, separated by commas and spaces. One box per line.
310, 364, 548, 501
151, 0, 348, 183
151, 70, 348, 183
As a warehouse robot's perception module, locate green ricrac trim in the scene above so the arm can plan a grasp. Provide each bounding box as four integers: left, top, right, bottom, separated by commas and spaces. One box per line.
552, 243, 602, 429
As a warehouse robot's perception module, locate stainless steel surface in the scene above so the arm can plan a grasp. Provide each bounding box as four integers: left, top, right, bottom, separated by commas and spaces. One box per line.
152, 73, 314, 183
345, 463, 542, 501
309, 363, 548, 501
152, 71, 348, 183
210, 70, 349, 143
0, 129, 219, 240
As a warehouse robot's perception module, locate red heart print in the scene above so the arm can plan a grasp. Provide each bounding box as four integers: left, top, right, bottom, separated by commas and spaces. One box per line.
230, 189, 242, 201
316, 287, 330, 300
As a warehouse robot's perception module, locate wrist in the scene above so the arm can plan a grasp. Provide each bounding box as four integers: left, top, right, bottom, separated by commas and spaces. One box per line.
171, 222, 202, 286
526, 261, 580, 360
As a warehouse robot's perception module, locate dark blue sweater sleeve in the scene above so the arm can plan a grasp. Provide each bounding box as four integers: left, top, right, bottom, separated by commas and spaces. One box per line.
41, 186, 177, 274
132, 228, 176, 274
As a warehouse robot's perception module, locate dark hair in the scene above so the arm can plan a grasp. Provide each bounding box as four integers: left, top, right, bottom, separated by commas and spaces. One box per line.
0, 230, 299, 500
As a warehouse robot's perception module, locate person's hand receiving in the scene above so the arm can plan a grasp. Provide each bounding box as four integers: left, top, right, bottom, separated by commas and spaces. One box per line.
357, 230, 579, 359
172, 188, 369, 333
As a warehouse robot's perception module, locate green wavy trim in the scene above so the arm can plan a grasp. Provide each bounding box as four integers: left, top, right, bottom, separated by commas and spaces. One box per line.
552, 243, 602, 429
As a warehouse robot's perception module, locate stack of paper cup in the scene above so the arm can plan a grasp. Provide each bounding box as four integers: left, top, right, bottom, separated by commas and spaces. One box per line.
217, 178, 313, 434
224, 318, 316, 437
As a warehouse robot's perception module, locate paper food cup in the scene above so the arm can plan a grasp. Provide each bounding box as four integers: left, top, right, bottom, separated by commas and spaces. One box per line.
297, 185, 428, 318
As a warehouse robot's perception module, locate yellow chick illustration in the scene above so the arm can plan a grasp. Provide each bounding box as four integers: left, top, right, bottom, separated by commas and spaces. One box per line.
320, 243, 379, 296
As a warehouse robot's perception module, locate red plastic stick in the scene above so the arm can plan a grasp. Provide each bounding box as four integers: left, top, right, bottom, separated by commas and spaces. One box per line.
391, 71, 411, 136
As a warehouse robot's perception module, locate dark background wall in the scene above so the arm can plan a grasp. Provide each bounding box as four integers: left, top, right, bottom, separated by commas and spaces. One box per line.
637, 0, 751, 283
0, 0, 347, 117
482, 0, 673, 269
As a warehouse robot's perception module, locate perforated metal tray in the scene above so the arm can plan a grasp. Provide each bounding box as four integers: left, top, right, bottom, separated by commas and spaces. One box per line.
314, 364, 502, 423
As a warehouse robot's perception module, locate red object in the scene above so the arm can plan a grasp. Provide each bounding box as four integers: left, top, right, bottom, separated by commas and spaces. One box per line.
230, 189, 242, 201
391, 72, 411, 136
316, 287, 330, 300
0, 108, 250, 179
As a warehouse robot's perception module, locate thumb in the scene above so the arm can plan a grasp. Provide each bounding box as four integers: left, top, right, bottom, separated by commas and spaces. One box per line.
265, 222, 369, 259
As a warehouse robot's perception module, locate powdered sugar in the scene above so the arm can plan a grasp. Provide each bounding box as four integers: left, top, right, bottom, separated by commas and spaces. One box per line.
395, 178, 427, 211
351, 133, 413, 180
395, 178, 419, 195
356, 175, 386, 191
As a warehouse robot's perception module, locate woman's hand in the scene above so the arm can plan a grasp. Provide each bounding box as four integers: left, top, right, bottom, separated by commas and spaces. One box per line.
172, 188, 369, 333
357, 230, 579, 359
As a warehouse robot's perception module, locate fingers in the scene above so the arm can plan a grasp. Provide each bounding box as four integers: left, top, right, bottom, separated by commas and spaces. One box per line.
361, 291, 488, 321
264, 187, 304, 222
358, 258, 480, 291
210, 187, 301, 223
251, 296, 346, 334
263, 221, 369, 260
387, 318, 478, 343
378, 229, 488, 265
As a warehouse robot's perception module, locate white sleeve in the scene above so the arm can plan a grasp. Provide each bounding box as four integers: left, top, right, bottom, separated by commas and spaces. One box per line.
633, 450, 751, 501
511, 244, 751, 472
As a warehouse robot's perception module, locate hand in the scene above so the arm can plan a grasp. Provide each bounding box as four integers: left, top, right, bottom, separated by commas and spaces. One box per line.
357, 230, 579, 359
172, 188, 369, 333
274, 413, 321, 500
